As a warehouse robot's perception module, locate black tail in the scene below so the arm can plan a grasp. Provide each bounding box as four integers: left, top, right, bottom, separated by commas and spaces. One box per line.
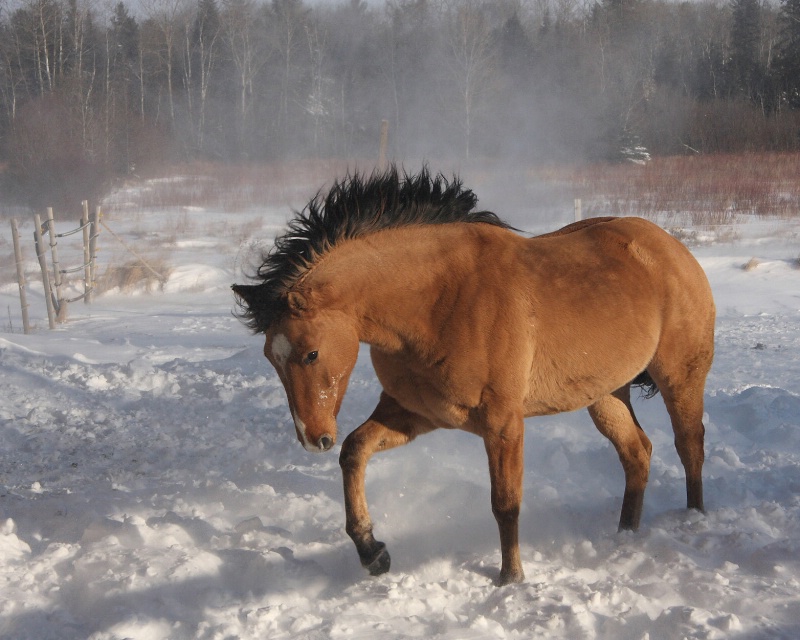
632, 370, 659, 399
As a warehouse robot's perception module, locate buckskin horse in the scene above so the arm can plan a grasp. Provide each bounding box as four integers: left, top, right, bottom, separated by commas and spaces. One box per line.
232, 166, 715, 586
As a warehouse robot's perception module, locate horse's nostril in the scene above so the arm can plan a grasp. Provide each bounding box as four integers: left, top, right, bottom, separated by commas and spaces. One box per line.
319, 435, 334, 451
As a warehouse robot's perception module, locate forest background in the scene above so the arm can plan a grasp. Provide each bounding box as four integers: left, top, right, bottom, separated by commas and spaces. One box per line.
2, 0, 800, 210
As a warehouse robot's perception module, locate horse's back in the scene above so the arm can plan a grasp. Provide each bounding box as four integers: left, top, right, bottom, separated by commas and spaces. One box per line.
535, 216, 618, 239
532, 216, 709, 294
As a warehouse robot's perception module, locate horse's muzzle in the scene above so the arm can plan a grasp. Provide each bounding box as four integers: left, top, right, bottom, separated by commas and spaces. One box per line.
302, 432, 335, 453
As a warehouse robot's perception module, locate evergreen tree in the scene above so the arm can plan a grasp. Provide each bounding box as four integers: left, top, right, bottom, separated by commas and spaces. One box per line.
729, 0, 762, 99
497, 13, 534, 81
110, 2, 139, 75
777, 0, 800, 107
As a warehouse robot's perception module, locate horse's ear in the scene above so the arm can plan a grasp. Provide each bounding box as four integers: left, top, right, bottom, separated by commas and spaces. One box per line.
286, 291, 310, 315
232, 284, 260, 309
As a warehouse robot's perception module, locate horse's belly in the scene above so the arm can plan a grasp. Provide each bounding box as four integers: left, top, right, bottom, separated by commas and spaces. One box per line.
523, 386, 607, 416
522, 338, 657, 416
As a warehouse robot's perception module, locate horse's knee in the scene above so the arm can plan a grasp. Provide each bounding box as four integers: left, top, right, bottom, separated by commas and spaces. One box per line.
338, 440, 355, 471
339, 430, 366, 471
491, 503, 520, 525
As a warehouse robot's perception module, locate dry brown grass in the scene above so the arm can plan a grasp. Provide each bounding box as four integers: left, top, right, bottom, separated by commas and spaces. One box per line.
97, 257, 172, 293
569, 152, 800, 223
105, 153, 800, 230
121, 158, 359, 213
203, 217, 267, 246
743, 258, 761, 271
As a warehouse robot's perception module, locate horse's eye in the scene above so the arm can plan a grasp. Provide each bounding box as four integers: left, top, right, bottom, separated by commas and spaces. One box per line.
305, 351, 318, 364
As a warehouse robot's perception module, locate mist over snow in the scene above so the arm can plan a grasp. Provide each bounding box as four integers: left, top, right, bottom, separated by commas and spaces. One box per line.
2, 182, 800, 639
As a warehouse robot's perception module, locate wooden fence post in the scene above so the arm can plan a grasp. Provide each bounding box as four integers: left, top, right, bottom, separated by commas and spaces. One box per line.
10, 219, 31, 334
46, 207, 67, 321
82, 201, 93, 304
33, 213, 57, 330
378, 119, 389, 169
89, 205, 100, 295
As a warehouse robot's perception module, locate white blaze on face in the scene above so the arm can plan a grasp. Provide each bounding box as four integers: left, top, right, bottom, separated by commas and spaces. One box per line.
271, 333, 317, 452
292, 410, 317, 452
271, 333, 292, 370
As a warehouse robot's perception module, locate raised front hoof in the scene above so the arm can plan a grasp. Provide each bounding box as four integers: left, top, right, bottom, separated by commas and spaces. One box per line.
361, 542, 391, 576
495, 568, 525, 587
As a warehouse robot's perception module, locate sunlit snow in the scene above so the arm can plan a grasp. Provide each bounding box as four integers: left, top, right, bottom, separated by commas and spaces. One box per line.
2, 190, 800, 639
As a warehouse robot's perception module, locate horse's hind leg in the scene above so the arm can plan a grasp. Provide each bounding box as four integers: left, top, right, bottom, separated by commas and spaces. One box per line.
588, 385, 653, 531
658, 374, 708, 513
648, 332, 712, 514
339, 392, 436, 576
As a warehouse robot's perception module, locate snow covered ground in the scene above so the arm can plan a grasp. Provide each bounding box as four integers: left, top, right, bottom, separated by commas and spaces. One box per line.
2, 185, 800, 639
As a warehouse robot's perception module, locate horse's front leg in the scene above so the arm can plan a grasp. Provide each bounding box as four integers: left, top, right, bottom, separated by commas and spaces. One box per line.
339, 392, 435, 576
484, 420, 525, 585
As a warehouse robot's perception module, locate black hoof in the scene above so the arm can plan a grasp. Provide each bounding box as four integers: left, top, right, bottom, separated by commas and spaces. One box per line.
363, 542, 391, 576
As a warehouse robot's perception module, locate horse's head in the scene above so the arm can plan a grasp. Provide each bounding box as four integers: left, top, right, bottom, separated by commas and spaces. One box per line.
238, 286, 360, 453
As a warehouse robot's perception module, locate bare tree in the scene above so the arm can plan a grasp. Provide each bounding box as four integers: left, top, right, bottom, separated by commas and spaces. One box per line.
141, 0, 189, 126
187, 0, 221, 152
65, 0, 99, 156
11, 0, 65, 95
221, 0, 265, 156
0, 0, 24, 122
303, 18, 331, 152
440, 0, 497, 158
267, 0, 308, 136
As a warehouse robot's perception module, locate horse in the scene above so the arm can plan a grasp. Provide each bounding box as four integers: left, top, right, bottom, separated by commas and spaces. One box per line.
232, 166, 715, 586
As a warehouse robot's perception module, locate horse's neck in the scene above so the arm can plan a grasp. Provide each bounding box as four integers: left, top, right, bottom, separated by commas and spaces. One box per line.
311, 225, 475, 353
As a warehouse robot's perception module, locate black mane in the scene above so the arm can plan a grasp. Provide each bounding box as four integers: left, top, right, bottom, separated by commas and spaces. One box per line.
233, 165, 511, 333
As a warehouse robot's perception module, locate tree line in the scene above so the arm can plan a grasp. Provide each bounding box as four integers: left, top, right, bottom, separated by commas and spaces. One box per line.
2, 0, 800, 208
